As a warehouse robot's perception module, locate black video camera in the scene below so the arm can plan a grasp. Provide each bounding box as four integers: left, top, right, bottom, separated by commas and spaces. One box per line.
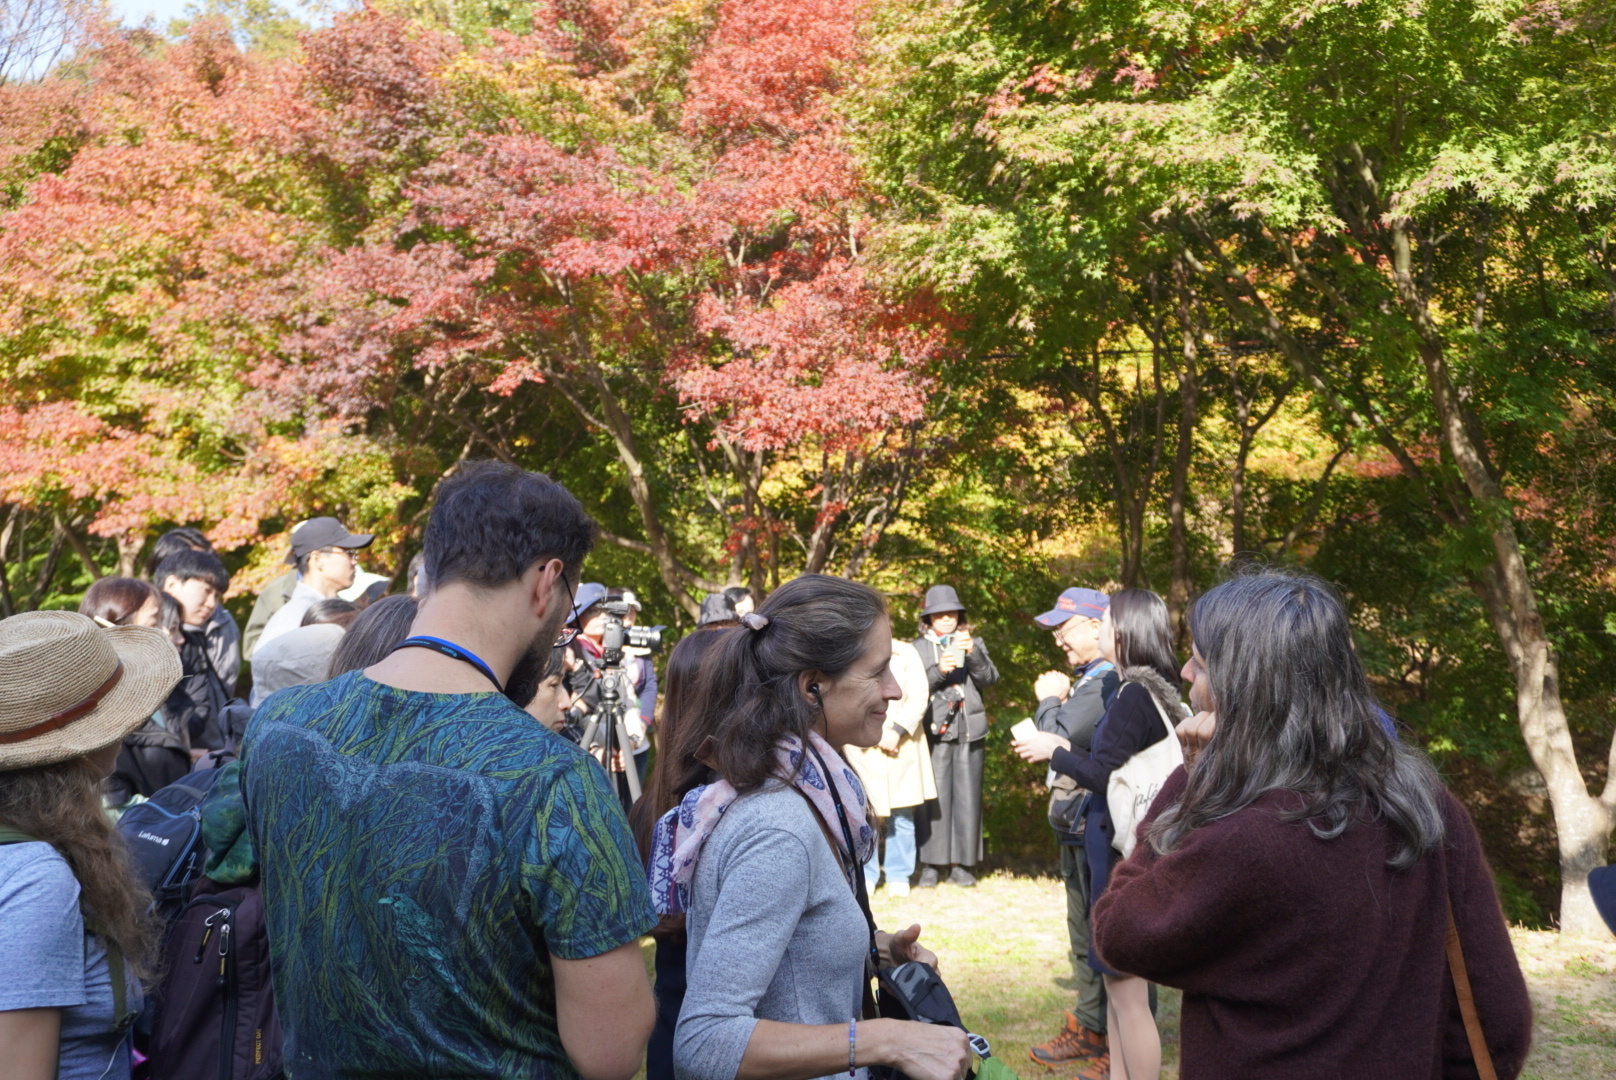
600, 599, 665, 667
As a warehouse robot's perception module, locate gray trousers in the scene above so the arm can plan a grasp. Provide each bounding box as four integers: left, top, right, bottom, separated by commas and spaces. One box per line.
918, 737, 984, 867
1061, 841, 1107, 1033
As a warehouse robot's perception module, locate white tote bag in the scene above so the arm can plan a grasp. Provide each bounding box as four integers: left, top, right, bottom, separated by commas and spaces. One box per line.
1106, 689, 1186, 859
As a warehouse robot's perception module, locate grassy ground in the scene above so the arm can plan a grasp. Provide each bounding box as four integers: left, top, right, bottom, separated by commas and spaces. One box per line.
867, 875, 1181, 1077
644, 872, 1616, 1078
861, 874, 1616, 1079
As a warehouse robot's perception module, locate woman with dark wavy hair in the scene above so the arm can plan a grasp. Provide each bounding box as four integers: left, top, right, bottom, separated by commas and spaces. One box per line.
625, 626, 730, 1080
1016, 588, 1185, 1080
654, 574, 972, 1080
1093, 568, 1533, 1080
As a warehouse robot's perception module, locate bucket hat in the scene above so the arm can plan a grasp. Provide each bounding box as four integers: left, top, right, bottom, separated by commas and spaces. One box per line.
697, 593, 738, 627
0, 611, 182, 772
921, 585, 966, 619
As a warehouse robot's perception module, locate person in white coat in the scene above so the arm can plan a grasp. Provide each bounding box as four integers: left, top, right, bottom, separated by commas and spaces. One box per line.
845, 639, 937, 896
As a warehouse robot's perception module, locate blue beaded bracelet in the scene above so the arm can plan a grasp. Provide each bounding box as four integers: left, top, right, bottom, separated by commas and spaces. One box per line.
848, 1018, 857, 1077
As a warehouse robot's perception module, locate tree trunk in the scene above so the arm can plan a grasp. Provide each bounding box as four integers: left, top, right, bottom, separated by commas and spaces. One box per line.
1066, 354, 1148, 587
0, 506, 17, 617
58, 514, 101, 582
116, 531, 144, 578
1389, 222, 1614, 937
30, 525, 65, 612
1231, 428, 1252, 557
555, 369, 702, 619
1168, 269, 1200, 643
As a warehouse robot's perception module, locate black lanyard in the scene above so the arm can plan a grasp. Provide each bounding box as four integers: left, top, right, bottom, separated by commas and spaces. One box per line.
807, 743, 881, 972
391, 636, 502, 693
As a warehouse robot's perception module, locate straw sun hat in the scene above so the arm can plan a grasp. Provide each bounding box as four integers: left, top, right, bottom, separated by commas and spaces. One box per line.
0, 610, 182, 772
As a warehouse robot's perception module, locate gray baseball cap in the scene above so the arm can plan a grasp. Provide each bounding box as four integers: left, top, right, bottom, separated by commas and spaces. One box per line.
286, 517, 374, 564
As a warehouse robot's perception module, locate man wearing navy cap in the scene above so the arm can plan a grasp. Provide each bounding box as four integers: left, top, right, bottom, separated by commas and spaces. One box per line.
1021, 587, 1120, 1072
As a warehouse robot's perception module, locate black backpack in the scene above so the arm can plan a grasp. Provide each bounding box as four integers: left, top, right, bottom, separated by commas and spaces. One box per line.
150, 878, 283, 1080
115, 763, 230, 925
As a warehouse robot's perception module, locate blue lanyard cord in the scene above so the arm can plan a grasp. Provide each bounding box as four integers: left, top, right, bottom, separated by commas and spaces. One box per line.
392, 636, 503, 693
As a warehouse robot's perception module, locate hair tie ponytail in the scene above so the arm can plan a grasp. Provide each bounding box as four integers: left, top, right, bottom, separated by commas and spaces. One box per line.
740, 612, 770, 632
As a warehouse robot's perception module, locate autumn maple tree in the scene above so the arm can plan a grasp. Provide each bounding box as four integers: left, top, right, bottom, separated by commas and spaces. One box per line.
0, 0, 950, 610
277, 0, 951, 613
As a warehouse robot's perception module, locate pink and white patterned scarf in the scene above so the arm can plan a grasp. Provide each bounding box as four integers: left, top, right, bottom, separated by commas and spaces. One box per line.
647, 729, 875, 915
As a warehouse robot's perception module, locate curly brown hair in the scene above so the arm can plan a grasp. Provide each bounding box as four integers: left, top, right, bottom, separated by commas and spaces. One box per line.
0, 756, 160, 980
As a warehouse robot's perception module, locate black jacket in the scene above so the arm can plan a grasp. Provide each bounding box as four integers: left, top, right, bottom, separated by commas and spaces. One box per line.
1051, 667, 1186, 840
913, 634, 999, 742
165, 628, 231, 751
107, 716, 191, 806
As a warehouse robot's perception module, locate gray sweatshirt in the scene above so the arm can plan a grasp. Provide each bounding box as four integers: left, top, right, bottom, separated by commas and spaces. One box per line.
674, 782, 870, 1080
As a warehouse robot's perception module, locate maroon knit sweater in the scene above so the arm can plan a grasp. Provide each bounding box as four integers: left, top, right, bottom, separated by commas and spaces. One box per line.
1093, 768, 1532, 1080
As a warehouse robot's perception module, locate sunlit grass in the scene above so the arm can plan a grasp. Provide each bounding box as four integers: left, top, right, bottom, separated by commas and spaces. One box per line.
642, 875, 1616, 1079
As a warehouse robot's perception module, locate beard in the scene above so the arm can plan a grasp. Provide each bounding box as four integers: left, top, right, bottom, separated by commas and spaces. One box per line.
503, 635, 551, 708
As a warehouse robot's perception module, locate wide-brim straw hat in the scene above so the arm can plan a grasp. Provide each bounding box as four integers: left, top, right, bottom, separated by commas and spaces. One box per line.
0, 610, 182, 772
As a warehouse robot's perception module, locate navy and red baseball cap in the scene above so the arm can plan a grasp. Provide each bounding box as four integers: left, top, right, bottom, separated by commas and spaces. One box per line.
1034, 587, 1110, 628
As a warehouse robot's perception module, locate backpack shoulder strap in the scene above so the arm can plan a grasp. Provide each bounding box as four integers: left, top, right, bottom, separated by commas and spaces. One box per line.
81, 913, 133, 1034
0, 826, 132, 1033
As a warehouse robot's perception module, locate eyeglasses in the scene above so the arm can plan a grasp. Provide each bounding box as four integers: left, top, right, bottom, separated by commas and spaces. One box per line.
554, 573, 579, 648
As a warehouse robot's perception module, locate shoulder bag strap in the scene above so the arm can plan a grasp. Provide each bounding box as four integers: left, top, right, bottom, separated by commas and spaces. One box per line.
1445, 896, 1498, 1080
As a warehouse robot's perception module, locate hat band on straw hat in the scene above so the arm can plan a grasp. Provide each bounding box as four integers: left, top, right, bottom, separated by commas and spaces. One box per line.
0, 662, 125, 746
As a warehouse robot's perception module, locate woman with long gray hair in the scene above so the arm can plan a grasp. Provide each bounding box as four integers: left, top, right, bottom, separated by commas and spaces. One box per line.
1092, 568, 1532, 1080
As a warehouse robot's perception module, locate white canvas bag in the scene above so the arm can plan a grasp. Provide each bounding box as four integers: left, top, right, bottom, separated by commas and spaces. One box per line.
1106, 687, 1185, 858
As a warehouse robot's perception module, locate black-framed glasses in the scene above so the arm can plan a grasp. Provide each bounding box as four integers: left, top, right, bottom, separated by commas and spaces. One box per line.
554, 573, 579, 648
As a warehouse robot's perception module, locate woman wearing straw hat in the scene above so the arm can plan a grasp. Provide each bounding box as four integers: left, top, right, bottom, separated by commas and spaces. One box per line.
0, 611, 182, 1080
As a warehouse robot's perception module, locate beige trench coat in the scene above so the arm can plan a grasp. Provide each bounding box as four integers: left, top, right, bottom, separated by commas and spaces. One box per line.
847, 639, 938, 817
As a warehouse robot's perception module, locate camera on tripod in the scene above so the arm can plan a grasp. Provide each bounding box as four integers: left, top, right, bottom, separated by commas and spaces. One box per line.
599, 599, 665, 666
576, 598, 666, 806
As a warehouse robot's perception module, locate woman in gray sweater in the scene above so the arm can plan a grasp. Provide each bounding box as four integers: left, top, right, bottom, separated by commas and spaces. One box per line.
645, 576, 972, 1080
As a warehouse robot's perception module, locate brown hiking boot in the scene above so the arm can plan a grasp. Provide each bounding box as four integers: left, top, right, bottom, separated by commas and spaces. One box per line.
1028, 1011, 1106, 1067
1072, 1052, 1109, 1080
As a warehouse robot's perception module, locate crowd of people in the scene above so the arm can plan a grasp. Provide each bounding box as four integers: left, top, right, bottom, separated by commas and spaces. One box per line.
0, 458, 1574, 1080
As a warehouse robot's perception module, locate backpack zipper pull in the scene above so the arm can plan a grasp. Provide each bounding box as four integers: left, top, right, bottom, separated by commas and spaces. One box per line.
194, 910, 222, 963
217, 921, 232, 988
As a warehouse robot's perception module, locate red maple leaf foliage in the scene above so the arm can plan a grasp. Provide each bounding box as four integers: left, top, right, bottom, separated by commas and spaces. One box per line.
675, 260, 941, 453
288, 0, 945, 452
0, 0, 955, 582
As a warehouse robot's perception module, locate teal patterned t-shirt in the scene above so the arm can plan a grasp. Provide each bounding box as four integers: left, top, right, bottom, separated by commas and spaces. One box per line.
240, 671, 656, 1080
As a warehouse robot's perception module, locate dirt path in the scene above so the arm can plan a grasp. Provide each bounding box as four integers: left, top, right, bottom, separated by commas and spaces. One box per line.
866, 874, 1616, 1078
